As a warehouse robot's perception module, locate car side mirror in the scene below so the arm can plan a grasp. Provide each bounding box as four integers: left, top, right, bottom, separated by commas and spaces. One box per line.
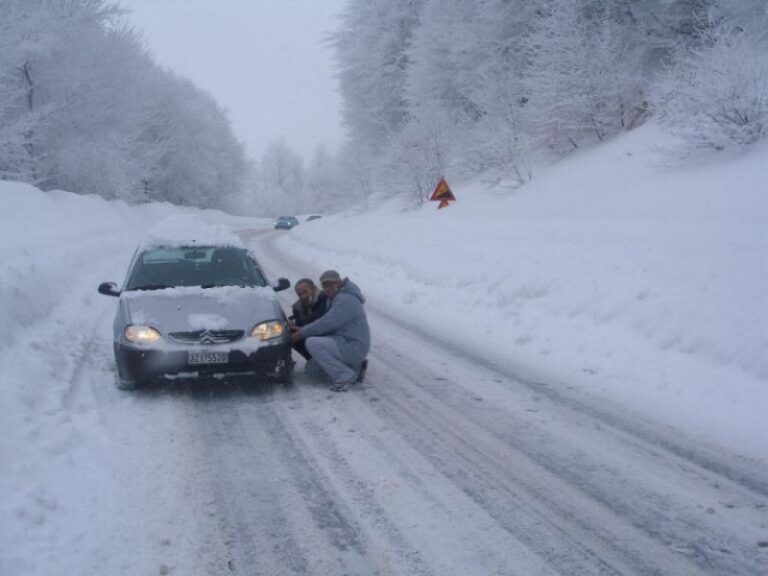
98, 282, 121, 297
272, 278, 291, 292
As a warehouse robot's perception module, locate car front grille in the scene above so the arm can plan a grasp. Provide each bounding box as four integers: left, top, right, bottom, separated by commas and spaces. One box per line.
168, 329, 245, 344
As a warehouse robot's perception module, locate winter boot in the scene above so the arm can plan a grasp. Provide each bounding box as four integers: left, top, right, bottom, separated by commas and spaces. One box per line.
356, 359, 368, 384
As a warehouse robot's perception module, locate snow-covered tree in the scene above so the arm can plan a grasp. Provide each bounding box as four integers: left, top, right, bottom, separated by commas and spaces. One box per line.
524, 0, 645, 153
406, 0, 485, 127
0, 0, 248, 208
259, 138, 304, 215
332, 0, 424, 153
135, 73, 248, 208
0, 0, 124, 184
330, 0, 768, 207
381, 108, 451, 205
445, 0, 539, 180
303, 143, 339, 212
655, 13, 768, 150
333, 142, 376, 210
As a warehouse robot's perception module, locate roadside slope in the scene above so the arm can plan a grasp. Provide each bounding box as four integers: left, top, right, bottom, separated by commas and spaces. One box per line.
274, 124, 768, 462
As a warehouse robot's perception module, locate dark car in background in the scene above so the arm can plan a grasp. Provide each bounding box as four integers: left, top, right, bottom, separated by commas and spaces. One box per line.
306, 214, 322, 222
98, 219, 293, 389
274, 216, 299, 229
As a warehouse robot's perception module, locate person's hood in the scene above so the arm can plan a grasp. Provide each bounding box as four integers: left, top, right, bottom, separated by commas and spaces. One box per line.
339, 278, 365, 304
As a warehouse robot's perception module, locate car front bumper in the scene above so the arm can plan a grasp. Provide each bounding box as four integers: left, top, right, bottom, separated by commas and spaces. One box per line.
115, 340, 292, 384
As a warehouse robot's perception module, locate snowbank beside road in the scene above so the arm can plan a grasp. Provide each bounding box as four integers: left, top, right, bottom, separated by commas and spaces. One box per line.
276, 124, 768, 462
0, 184, 273, 574
0, 184, 262, 350
0, 183, 181, 347
0, 184, 192, 574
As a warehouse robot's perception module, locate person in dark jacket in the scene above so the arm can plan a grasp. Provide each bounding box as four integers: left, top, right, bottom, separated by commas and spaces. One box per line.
290, 269, 370, 392
289, 278, 328, 360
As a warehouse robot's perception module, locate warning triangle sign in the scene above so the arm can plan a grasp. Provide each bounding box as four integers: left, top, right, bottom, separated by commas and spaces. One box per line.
429, 178, 456, 202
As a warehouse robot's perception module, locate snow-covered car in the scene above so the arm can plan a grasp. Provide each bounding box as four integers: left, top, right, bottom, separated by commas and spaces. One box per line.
274, 216, 299, 229
97, 217, 293, 389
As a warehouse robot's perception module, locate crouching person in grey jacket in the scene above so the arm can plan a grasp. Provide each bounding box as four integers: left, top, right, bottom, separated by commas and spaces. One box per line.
290, 270, 370, 392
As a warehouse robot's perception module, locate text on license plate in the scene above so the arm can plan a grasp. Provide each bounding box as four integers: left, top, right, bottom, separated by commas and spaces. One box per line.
188, 351, 229, 365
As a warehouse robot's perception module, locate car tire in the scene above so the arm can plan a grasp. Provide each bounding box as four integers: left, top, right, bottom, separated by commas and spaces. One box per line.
115, 373, 139, 390
280, 359, 294, 388
114, 358, 144, 390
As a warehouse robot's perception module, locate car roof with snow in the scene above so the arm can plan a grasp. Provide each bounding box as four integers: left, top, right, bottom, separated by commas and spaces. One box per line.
140, 215, 245, 250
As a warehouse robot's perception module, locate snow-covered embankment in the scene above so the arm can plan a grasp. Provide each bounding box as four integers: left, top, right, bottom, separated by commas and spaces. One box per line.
0, 183, 190, 573
276, 125, 768, 461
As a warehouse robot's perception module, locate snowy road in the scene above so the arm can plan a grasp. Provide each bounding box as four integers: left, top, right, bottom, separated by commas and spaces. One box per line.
34, 226, 768, 575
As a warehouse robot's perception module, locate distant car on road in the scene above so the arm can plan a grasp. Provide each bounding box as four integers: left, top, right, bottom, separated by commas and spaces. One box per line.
306, 215, 322, 222
274, 216, 299, 229
97, 217, 293, 389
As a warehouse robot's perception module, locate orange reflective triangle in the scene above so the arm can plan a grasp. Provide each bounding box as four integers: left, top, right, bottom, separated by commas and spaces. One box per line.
430, 178, 456, 201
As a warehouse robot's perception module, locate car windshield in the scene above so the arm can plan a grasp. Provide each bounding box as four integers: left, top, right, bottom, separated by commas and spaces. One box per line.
125, 246, 267, 291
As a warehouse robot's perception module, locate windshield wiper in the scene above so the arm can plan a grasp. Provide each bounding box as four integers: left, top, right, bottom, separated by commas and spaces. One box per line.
201, 282, 251, 288
131, 284, 171, 291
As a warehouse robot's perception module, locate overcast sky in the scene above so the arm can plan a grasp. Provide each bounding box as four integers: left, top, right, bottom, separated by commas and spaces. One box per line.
123, 0, 347, 162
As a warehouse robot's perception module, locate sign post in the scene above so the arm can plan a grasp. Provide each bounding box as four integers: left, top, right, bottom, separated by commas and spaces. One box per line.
429, 177, 456, 209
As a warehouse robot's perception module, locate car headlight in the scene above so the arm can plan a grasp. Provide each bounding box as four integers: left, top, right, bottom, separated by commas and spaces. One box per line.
125, 325, 162, 343
250, 321, 285, 340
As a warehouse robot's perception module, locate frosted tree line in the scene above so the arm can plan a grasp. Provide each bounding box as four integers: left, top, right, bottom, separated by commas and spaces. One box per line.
0, 0, 359, 215
2, 0, 766, 214
0, 0, 248, 209
330, 0, 768, 206
247, 140, 350, 216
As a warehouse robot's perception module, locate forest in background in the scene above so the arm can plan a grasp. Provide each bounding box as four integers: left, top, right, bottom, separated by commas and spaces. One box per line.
0, 0, 248, 210
1, 0, 766, 214
330, 0, 768, 207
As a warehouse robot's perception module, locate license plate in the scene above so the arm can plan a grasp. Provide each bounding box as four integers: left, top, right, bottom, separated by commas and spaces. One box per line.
188, 351, 229, 365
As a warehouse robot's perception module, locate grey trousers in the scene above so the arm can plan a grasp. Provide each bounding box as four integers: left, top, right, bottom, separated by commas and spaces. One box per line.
305, 336, 357, 385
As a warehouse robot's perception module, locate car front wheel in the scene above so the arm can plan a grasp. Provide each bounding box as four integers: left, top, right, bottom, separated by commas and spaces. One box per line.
115, 373, 139, 390
279, 358, 294, 388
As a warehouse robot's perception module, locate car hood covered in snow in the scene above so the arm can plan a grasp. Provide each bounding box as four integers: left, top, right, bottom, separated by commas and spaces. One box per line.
119, 285, 284, 334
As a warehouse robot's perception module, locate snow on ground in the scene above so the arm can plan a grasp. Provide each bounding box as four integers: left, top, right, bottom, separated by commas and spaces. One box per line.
0, 184, 268, 574
0, 184, 171, 573
276, 123, 768, 462
1, 123, 766, 573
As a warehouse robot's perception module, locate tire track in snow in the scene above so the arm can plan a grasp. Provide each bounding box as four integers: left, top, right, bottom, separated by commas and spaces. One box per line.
272, 386, 559, 575
192, 392, 309, 576
361, 330, 767, 576
43, 326, 189, 571
364, 364, 665, 575
252, 227, 768, 575
191, 387, 382, 575
257, 227, 768, 500
63, 307, 111, 416
258, 390, 442, 576
377, 302, 768, 501
69, 335, 237, 575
